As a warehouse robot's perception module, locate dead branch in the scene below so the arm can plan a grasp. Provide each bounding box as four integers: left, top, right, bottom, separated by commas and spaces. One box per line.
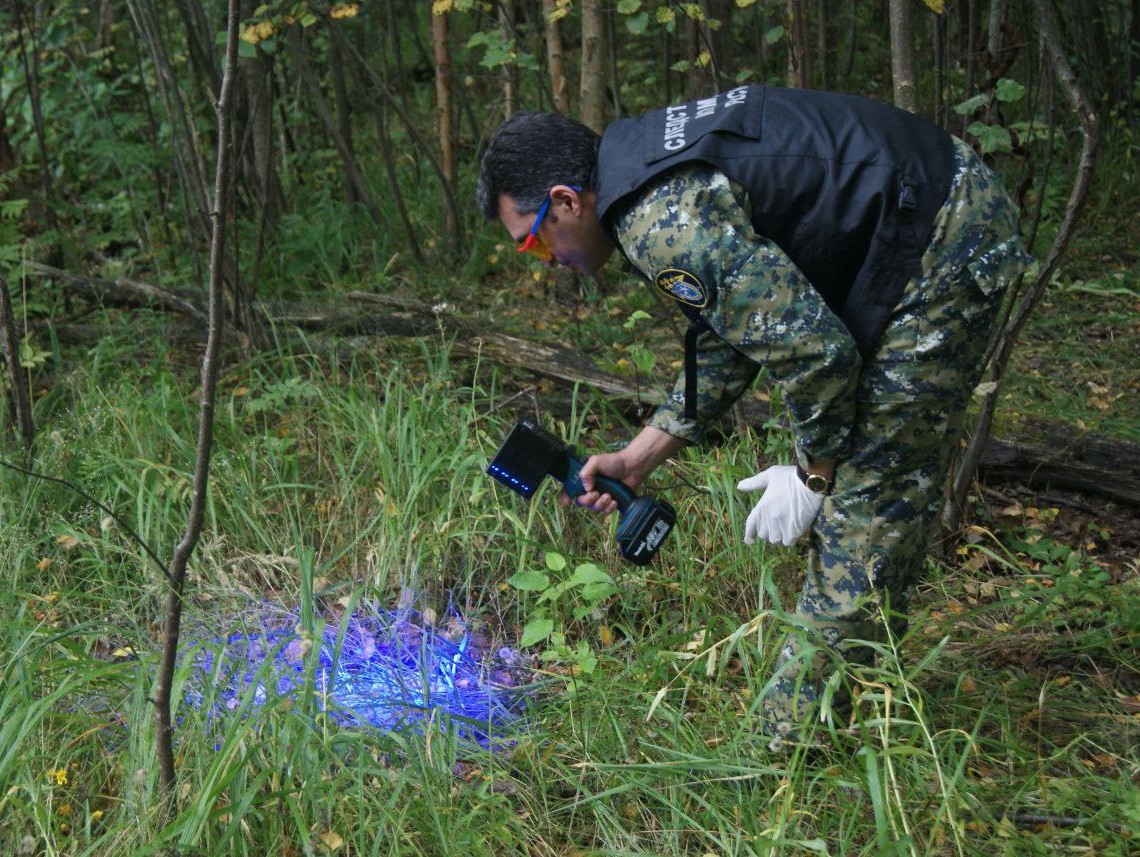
24, 261, 208, 323
946, 0, 1100, 532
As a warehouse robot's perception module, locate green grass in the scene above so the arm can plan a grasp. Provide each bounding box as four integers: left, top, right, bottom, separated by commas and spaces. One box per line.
1, 315, 1136, 856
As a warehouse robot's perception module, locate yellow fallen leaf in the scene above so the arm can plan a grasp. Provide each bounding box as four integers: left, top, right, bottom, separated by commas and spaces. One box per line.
320, 830, 344, 851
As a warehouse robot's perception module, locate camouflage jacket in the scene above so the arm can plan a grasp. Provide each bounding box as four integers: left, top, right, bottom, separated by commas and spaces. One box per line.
611, 142, 1031, 462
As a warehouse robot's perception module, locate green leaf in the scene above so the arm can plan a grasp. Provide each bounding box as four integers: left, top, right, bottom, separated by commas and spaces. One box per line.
953, 93, 989, 116
574, 641, 597, 674
238, 41, 258, 59
995, 77, 1026, 103
507, 570, 550, 591
616, 0, 641, 13
967, 122, 1012, 154
569, 563, 614, 586
544, 551, 567, 572
622, 309, 653, 330
520, 617, 554, 647
625, 12, 649, 34
579, 581, 618, 603
764, 24, 785, 45
629, 343, 657, 373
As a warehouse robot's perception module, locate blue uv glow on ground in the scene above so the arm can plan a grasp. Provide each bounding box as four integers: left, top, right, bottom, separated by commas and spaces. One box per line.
181, 607, 529, 742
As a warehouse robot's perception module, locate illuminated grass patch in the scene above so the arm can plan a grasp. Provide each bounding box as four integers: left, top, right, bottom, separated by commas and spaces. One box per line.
181, 605, 530, 743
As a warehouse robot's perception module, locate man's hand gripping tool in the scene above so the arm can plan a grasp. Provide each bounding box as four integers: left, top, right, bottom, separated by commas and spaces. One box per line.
486, 420, 675, 565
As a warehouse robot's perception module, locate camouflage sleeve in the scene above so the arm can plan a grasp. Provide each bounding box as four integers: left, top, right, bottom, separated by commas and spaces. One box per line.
612, 164, 860, 459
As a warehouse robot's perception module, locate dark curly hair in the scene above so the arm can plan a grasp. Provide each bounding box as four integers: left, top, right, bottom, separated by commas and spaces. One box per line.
476, 112, 601, 219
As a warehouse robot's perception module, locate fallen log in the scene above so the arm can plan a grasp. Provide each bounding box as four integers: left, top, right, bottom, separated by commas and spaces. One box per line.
25, 262, 208, 323
32, 273, 1140, 508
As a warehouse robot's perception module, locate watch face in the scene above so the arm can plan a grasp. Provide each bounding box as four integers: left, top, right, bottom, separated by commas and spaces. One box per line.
805, 473, 831, 495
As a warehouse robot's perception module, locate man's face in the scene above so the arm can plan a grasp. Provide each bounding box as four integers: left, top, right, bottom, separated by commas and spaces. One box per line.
498, 187, 614, 276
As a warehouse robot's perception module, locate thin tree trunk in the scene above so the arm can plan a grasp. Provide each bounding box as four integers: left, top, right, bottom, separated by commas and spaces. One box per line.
0, 274, 34, 451
843, 0, 858, 87
286, 26, 384, 226
964, 0, 979, 133
330, 23, 464, 256
815, 0, 830, 90
154, 0, 240, 798
126, 0, 211, 293
174, 0, 222, 100
580, 0, 607, 132
786, 0, 808, 88
330, 35, 359, 206
431, 5, 458, 243
889, 0, 917, 112
542, 0, 571, 114
12, 1, 56, 225
946, 0, 1100, 531
1131, 0, 1140, 113
934, 7, 946, 125
986, 0, 1005, 61
498, 0, 519, 117
331, 29, 428, 263
238, 0, 282, 300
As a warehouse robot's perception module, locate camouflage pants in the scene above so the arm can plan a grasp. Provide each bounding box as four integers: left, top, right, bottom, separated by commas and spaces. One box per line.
762, 141, 1031, 740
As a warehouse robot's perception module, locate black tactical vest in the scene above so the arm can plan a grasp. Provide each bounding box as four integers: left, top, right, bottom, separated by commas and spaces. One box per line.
596, 85, 956, 360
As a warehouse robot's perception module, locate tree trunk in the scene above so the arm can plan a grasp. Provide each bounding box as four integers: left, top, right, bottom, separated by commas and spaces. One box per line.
174, 0, 222, 100
125, 0, 213, 287
815, 0, 831, 90
12, 1, 57, 226
330, 35, 358, 206
330, 24, 465, 258
889, 0, 917, 112
580, 0, 608, 132
986, 0, 1005, 61
498, 0, 519, 117
0, 273, 34, 451
431, 6, 458, 246
1131, 0, 1140, 113
155, 0, 239, 799
542, 0, 571, 114
946, 0, 1101, 532
286, 26, 383, 226
331, 30, 428, 263
785, 0, 808, 88
238, 0, 282, 298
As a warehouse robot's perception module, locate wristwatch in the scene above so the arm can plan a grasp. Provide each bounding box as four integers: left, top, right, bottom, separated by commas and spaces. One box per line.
796, 464, 833, 496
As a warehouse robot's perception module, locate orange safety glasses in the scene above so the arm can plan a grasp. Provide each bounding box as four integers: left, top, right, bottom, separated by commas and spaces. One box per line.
516, 194, 554, 262
516, 185, 581, 263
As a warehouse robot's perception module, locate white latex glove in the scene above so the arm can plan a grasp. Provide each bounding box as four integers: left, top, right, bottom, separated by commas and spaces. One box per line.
737, 465, 824, 547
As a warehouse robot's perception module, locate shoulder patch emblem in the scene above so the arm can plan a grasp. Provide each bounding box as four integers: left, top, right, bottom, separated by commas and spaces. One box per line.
654, 268, 708, 307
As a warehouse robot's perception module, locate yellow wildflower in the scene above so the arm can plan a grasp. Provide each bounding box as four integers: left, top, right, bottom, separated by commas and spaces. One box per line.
52, 768, 68, 786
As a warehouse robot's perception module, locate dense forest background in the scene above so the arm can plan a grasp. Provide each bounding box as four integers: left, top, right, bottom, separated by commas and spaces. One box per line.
2, 0, 1136, 320
1, 1, 1138, 855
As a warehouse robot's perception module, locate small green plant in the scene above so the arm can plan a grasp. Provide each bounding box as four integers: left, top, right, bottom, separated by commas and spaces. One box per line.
621, 309, 658, 376
954, 77, 1028, 154
507, 550, 618, 674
